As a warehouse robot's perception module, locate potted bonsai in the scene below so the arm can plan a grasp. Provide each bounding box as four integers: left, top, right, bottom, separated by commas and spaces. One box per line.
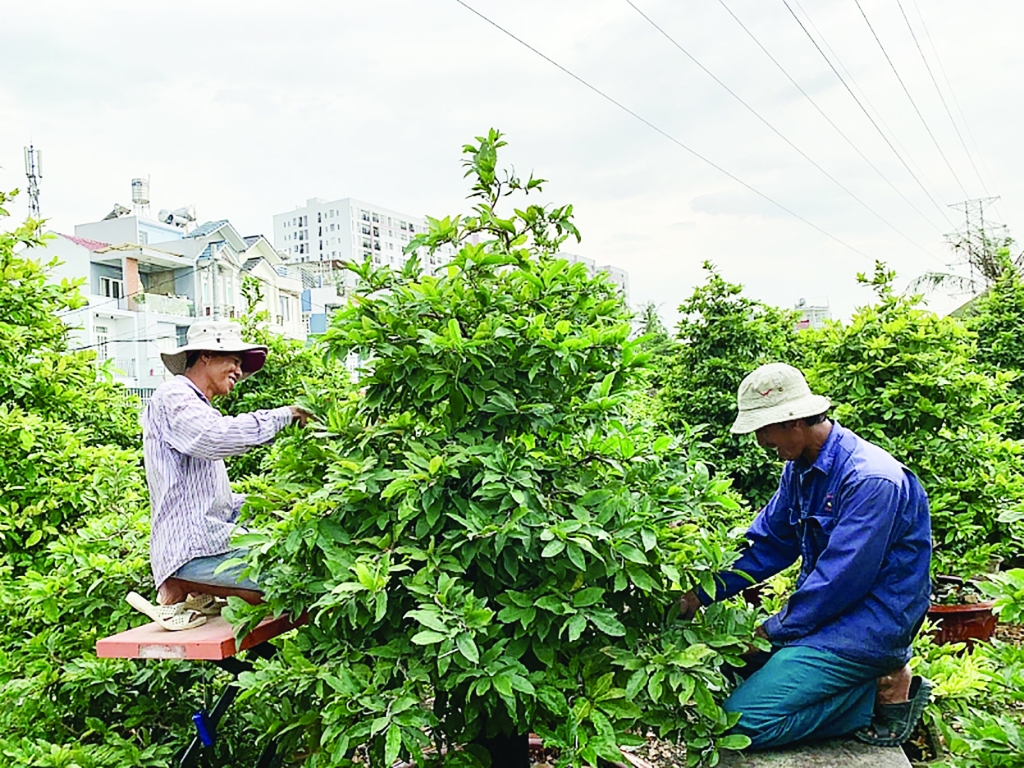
927, 574, 998, 647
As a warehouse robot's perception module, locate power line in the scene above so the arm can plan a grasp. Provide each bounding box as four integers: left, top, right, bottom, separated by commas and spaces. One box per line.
625, 0, 944, 265
894, 0, 989, 197
852, 0, 969, 199
792, 0, 932, 188
716, 0, 944, 236
780, 0, 955, 228
909, 0, 1002, 221
454, 0, 875, 264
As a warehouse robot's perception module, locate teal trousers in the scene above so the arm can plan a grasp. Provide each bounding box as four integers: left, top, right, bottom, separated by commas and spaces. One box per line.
723, 645, 884, 749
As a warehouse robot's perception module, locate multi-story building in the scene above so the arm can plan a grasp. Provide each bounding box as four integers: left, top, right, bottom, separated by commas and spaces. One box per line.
794, 298, 831, 331
556, 252, 631, 304
273, 197, 457, 334
30, 196, 305, 392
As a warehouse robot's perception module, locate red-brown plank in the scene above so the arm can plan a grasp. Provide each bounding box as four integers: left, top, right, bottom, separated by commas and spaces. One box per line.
96, 613, 306, 661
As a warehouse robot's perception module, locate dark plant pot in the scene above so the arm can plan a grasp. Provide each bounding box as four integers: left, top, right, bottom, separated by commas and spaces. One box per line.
927, 602, 998, 647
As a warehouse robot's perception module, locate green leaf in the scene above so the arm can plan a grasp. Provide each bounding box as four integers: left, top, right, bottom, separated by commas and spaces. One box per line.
541, 539, 566, 558
572, 587, 604, 608
456, 632, 480, 663
385, 724, 402, 766
566, 541, 587, 570
693, 679, 719, 719
565, 613, 587, 642
640, 528, 656, 552
588, 610, 625, 637
411, 630, 447, 645
716, 734, 751, 750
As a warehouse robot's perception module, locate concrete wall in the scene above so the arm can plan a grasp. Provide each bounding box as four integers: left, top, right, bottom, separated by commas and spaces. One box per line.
75, 217, 138, 245
29, 236, 92, 290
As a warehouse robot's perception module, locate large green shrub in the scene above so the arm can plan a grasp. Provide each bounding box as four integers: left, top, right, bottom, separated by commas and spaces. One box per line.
965, 250, 1024, 441
804, 263, 1024, 575
219, 276, 351, 480
658, 264, 801, 507
227, 131, 757, 768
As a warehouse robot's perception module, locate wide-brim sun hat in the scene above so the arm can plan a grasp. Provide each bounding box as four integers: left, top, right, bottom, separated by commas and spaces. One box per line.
730, 362, 831, 435
160, 319, 268, 380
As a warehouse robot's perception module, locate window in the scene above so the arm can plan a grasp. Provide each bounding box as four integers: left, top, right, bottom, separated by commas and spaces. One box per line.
372, 213, 379, 223
95, 325, 109, 362
361, 225, 370, 235
372, 226, 379, 237
388, 243, 394, 250
362, 239, 371, 249
99, 276, 124, 299
400, 221, 407, 231
176, 325, 189, 346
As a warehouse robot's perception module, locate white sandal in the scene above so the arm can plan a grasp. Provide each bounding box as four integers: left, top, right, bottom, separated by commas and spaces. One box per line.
126, 592, 208, 631
183, 593, 226, 616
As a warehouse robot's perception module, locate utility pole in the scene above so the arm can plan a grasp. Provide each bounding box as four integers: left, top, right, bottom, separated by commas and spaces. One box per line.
945, 197, 1013, 291
23, 145, 42, 218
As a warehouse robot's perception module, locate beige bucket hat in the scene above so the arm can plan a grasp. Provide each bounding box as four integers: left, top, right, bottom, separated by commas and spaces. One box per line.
730, 363, 831, 434
160, 320, 268, 379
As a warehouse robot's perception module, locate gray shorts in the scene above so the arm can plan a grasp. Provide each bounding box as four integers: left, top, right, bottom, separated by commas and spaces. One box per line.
172, 548, 260, 591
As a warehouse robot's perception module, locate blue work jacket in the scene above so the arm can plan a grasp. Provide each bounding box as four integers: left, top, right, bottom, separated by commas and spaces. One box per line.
704, 422, 931, 670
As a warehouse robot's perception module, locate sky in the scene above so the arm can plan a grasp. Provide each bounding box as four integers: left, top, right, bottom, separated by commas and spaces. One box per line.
2, 0, 1021, 326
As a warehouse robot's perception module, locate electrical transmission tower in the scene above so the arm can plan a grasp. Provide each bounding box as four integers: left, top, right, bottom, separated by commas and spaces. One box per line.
23, 145, 43, 219
945, 197, 1015, 292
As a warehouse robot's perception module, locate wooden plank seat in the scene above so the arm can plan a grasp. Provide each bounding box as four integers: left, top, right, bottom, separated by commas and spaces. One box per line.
97, 612, 305, 661
97, 607, 306, 768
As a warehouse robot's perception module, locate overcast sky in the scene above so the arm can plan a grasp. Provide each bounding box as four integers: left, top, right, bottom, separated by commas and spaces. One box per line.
2, 0, 1021, 325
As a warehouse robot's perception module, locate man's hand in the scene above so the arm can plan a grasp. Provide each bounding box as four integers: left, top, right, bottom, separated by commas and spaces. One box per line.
289, 406, 312, 427
677, 590, 703, 621
754, 624, 769, 640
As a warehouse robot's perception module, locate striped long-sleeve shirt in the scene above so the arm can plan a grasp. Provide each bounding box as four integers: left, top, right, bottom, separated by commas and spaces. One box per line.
141, 375, 293, 587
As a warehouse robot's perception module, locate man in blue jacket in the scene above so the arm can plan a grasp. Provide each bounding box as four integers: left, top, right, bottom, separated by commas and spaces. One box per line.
678, 363, 932, 748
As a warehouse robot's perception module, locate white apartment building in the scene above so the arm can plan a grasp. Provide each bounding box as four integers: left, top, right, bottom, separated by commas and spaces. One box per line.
29, 201, 305, 392
556, 252, 631, 304
273, 197, 458, 334
274, 197, 457, 274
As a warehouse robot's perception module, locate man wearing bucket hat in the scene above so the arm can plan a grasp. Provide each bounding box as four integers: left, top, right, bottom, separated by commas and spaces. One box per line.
678, 363, 932, 748
129, 320, 309, 629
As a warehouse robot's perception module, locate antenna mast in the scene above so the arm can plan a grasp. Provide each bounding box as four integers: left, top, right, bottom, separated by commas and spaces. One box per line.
23, 145, 42, 218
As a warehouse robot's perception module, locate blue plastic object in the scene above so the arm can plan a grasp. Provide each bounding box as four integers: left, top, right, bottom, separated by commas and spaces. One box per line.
192, 710, 214, 747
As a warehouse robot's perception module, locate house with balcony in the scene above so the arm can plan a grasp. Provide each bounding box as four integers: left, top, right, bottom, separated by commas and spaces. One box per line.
31, 211, 306, 392
34, 234, 196, 389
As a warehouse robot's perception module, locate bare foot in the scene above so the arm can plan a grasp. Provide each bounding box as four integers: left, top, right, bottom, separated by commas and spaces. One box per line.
157, 580, 187, 605
875, 663, 912, 706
